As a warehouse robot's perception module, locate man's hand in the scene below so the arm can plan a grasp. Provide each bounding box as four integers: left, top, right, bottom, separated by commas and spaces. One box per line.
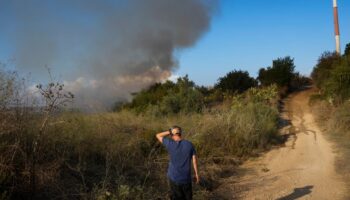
195, 174, 200, 184
192, 155, 199, 184
156, 130, 171, 143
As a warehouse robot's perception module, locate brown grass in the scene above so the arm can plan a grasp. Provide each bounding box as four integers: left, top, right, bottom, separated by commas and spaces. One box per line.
310, 99, 350, 198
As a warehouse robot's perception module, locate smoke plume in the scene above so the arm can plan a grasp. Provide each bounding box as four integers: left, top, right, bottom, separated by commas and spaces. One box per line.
1, 0, 218, 110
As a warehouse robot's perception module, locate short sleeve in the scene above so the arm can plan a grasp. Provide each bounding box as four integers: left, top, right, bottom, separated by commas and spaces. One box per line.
162, 137, 171, 149
191, 144, 196, 156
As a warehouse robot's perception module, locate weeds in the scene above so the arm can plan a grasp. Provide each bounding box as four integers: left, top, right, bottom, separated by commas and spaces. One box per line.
311, 99, 350, 198
0, 99, 281, 199
0, 67, 282, 199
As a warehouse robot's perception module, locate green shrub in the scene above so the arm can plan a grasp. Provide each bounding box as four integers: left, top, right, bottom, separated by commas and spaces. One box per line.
214, 70, 257, 93
204, 88, 224, 105
258, 56, 296, 87
159, 86, 204, 115
344, 43, 350, 57
124, 75, 205, 115
310, 50, 350, 103
311, 52, 340, 89
324, 60, 350, 103
246, 84, 278, 105
125, 81, 176, 113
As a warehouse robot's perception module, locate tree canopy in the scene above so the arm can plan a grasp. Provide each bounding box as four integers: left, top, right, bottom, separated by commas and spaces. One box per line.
215, 70, 257, 93
258, 56, 295, 87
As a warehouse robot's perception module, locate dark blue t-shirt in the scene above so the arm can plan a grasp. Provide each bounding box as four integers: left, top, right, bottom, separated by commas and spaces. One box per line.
162, 138, 196, 184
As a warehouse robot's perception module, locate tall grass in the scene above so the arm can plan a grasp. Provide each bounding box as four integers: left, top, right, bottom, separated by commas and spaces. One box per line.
0, 81, 281, 199
311, 99, 350, 198
1, 105, 280, 199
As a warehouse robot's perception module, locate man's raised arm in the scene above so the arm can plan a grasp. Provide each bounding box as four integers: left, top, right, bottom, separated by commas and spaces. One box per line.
156, 130, 170, 143
192, 155, 199, 184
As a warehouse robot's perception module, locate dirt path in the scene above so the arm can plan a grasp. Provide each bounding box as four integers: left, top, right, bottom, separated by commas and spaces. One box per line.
214, 88, 346, 200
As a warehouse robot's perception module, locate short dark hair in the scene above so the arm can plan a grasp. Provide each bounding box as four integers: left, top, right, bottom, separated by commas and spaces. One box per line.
171, 125, 182, 136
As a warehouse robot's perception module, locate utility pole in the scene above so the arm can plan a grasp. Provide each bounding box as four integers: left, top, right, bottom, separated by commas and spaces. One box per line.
333, 0, 341, 54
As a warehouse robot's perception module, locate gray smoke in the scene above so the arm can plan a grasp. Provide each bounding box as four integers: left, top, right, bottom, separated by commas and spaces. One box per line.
1, 0, 218, 110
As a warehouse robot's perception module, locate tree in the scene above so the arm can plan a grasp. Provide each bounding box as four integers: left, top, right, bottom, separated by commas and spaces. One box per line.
311, 52, 340, 88
126, 80, 176, 113
215, 70, 257, 93
326, 60, 350, 103
344, 43, 350, 56
258, 56, 295, 87
125, 75, 205, 115
31, 76, 74, 198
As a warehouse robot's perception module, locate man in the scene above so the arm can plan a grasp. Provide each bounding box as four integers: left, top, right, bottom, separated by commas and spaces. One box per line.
156, 126, 199, 200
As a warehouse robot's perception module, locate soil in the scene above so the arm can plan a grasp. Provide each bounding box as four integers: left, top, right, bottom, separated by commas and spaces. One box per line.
213, 88, 346, 200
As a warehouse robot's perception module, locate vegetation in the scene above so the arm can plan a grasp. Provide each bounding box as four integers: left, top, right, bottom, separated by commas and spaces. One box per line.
311, 44, 350, 104
345, 43, 350, 56
124, 76, 204, 115
257, 56, 311, 97
258, 56, 296, 87
310, 43, 350, 198
311, 52, 340, 93
0, 55, 309, 199
214, 70, 257, 94
311, 99, 350, 199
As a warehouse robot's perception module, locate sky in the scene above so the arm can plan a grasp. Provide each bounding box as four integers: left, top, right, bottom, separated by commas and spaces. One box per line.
176, 0, 350, 86
0, 0, 349, 105
0, 0, 218, 108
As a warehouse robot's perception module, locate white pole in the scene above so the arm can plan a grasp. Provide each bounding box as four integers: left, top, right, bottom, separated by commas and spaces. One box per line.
333, 0, 341, 54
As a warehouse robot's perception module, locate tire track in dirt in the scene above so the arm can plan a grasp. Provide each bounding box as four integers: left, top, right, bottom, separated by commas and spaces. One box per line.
213, 88, 346, 200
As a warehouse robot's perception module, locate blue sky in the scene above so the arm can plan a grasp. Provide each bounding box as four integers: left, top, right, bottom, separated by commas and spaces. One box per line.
176, 0, 350, 86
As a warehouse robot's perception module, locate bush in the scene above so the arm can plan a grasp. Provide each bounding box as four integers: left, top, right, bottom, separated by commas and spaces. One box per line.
125, 75, 205, 115
246, 84, 279, 105
125, 81, 176, 113
258, 56, 296, 88
311, 52, 340, 89
160, 87, 204, 115
344, 43, 350, 57
324, 60, 350, 103
214, 70, 257, 94
329, 102, 350, 136
289, 72, 312, 91
312, 50, 350, 103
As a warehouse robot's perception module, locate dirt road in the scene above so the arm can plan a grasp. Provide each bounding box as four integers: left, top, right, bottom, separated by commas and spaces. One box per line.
215, 88, 346, 199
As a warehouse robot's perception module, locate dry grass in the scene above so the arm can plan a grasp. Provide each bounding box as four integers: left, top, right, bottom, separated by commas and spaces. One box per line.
0, 100, 281, 199
310, 100, 350, 198
0, 69, 281, 199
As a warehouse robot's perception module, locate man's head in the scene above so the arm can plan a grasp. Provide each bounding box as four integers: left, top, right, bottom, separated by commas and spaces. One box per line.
170, 125, 182, 140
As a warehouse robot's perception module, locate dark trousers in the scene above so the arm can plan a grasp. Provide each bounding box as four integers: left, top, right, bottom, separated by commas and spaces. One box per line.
169, 179, 192, 200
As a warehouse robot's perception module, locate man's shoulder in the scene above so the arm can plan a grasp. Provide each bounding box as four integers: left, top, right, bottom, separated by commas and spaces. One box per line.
182, 140, 194, 147
162, 137, 173, 146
